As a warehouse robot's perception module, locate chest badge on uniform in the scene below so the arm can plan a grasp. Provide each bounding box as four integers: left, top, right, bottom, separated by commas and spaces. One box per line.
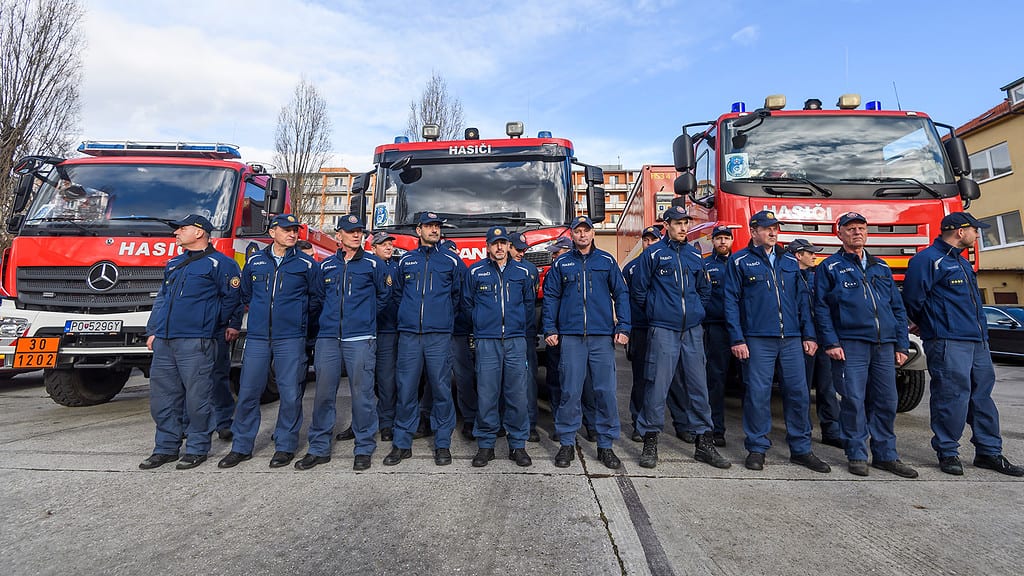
386, 274, 393, 286
230, 276, 241, 288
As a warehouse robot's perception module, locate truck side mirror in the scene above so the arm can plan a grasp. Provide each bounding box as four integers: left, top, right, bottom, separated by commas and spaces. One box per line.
585, 165, 604, 185
267, 177, 288, 214
673, 133, 695, 171
349, 193, 367, 218
6, 214, 25, 234
350, 172, 370, 195
958, 177, 981, 208
587, 186, 606, 223
12, 174, 34, 213
944, 137, 971, 176
674, 173, 696, 196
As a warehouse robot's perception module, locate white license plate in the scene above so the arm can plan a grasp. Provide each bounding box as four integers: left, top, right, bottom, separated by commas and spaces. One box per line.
64, 320, 123, 334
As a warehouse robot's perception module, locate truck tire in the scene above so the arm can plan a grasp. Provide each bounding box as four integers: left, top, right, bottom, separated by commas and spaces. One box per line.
895, 369, 926, 413
44, 368, 130, 407
229, 368, 280, 404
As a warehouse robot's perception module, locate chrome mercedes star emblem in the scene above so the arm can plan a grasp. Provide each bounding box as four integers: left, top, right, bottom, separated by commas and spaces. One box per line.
86, 262, 119, 292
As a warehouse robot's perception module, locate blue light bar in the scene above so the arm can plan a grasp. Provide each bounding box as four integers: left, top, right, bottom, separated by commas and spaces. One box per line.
394, 136, 410, 144
865, 100, 882, 110
77, 141, 241, 159
731, 102, 746, 113
537, 131, 552, 138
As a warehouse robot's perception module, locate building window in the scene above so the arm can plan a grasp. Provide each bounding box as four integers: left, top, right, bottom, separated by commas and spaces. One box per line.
332, 196, 346, 207
608, 175, 619, 185
979, 210, 1024, 249
970, 142, 1012, 182
1009, 82, 1024, 106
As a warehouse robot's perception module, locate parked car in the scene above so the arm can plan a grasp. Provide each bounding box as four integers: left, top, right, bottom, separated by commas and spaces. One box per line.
984, 305, 1024, 359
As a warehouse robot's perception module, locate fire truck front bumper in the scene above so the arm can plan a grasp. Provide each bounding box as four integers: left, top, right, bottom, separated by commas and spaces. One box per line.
0, 299, 153, 370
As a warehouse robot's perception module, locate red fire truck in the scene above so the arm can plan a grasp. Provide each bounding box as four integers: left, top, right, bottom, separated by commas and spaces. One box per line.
620, 94, 982, 412
0, 141, 337, 406
354, 121, 606, 286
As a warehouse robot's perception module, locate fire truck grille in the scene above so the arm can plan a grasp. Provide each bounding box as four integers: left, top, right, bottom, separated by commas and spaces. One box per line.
524, 251, 552, 268
16, 266, 164, 312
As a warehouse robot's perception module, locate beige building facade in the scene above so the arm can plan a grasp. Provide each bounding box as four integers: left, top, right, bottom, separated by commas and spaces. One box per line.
958, 77, 1024, 304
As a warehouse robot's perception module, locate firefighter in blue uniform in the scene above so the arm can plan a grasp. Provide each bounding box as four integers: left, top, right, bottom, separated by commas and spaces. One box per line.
140, 214, 242, 470
622, 224, 662, 442
814, 213, 917, 478
218, 214, 319, 470
466, 227, 535, 467
543, 215, 631, 470
386, 212, 465, 466
903, 211, 1024, 477
702, 225, 735, 446
724, 210, 830, 473
786, 238, 843, 449
370, 231, 400, 442
631, 206, 730, 469
297, 215, 390, 471
509, 232, 542, 442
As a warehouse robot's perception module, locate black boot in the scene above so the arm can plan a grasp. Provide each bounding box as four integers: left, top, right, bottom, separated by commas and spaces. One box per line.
694, 433, 731, 469
638, 432, 658, 469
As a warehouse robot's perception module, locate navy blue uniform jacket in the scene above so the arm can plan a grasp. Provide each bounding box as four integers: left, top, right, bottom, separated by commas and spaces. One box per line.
147, 247, 242, 339
630, 238, 709, 333
241, 246, 320, 341
903, 237, 988, 342
542, 247, 631, 337
723, 244, 814, 344
465, 258, 535, 339
317, 247, 390, 340
394, 244, 464, 334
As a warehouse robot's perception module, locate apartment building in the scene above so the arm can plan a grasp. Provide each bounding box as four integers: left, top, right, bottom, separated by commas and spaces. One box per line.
957, 77, 1024, 304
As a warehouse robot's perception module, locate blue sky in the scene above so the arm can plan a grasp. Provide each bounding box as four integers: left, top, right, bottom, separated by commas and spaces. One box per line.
81, 0, 1021, 171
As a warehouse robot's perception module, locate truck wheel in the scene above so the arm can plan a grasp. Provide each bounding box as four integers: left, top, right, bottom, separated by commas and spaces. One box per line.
44, 368, 130, 407
895, 369, 926, 413
228, 368, 279, 405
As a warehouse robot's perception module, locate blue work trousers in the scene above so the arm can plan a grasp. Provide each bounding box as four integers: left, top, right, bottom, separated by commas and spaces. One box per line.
231, 337, 306, 455
806, 349, 841, 440
526, 334, 539, 428
555, 335, 619, 448
394, 333, 455, 449
924, 339, 1003, 458
452, 335, 477, 423
703, 322, 730, 434
638, 326, 713, 436
149, 337, 216, 456
742, 337, 813, 455
475, 338, 530, 449
628, 327, 651, 429
210, 334, 235, 430
309, 338, 378, 457
546, 341, 597, 428
830, 340, 899, 461
375, 332, 398, 429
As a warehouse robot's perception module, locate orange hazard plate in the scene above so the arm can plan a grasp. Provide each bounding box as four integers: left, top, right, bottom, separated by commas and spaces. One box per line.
13, 337, 60, 368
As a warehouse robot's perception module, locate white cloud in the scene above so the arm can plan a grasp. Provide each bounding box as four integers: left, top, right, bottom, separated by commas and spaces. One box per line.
730, 25, 759, 46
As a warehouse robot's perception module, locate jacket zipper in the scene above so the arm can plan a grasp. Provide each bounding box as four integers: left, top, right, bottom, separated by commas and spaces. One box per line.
580, 253, 589, 336
764, 249, 784, 337
419, 249, 430, 332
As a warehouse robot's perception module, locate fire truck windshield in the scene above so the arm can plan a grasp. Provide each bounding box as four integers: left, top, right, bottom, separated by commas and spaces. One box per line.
378, 157, 569, 228
22, 164, 237, 234
721, 115, 955, 197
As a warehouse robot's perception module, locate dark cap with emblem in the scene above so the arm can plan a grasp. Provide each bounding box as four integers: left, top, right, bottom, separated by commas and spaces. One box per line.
940, 211, 990, 231
642, 225, 662, 240
510, 232, 529, 251
168, 214, 213, 232
570, 215, 594, 229
418, 212, 445, 225
749, 210, 781, 228
662, 205, 692, 221
269, 213, 301, 229
787, 238, 823, 254
335, 214, 365, 232
486, 226, 512, 244
371, 231, 396, 245
546, 236, 574, 252
711, 225, 733, 238
837, 211, 868, 227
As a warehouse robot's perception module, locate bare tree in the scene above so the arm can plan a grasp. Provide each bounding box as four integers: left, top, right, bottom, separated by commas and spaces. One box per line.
0, 0, 84, 245
404, 71, 465, 141
273, 77, 333, 224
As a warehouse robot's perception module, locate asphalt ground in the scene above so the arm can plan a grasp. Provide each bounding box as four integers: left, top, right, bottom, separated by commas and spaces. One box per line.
1, 351, 1023, 576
